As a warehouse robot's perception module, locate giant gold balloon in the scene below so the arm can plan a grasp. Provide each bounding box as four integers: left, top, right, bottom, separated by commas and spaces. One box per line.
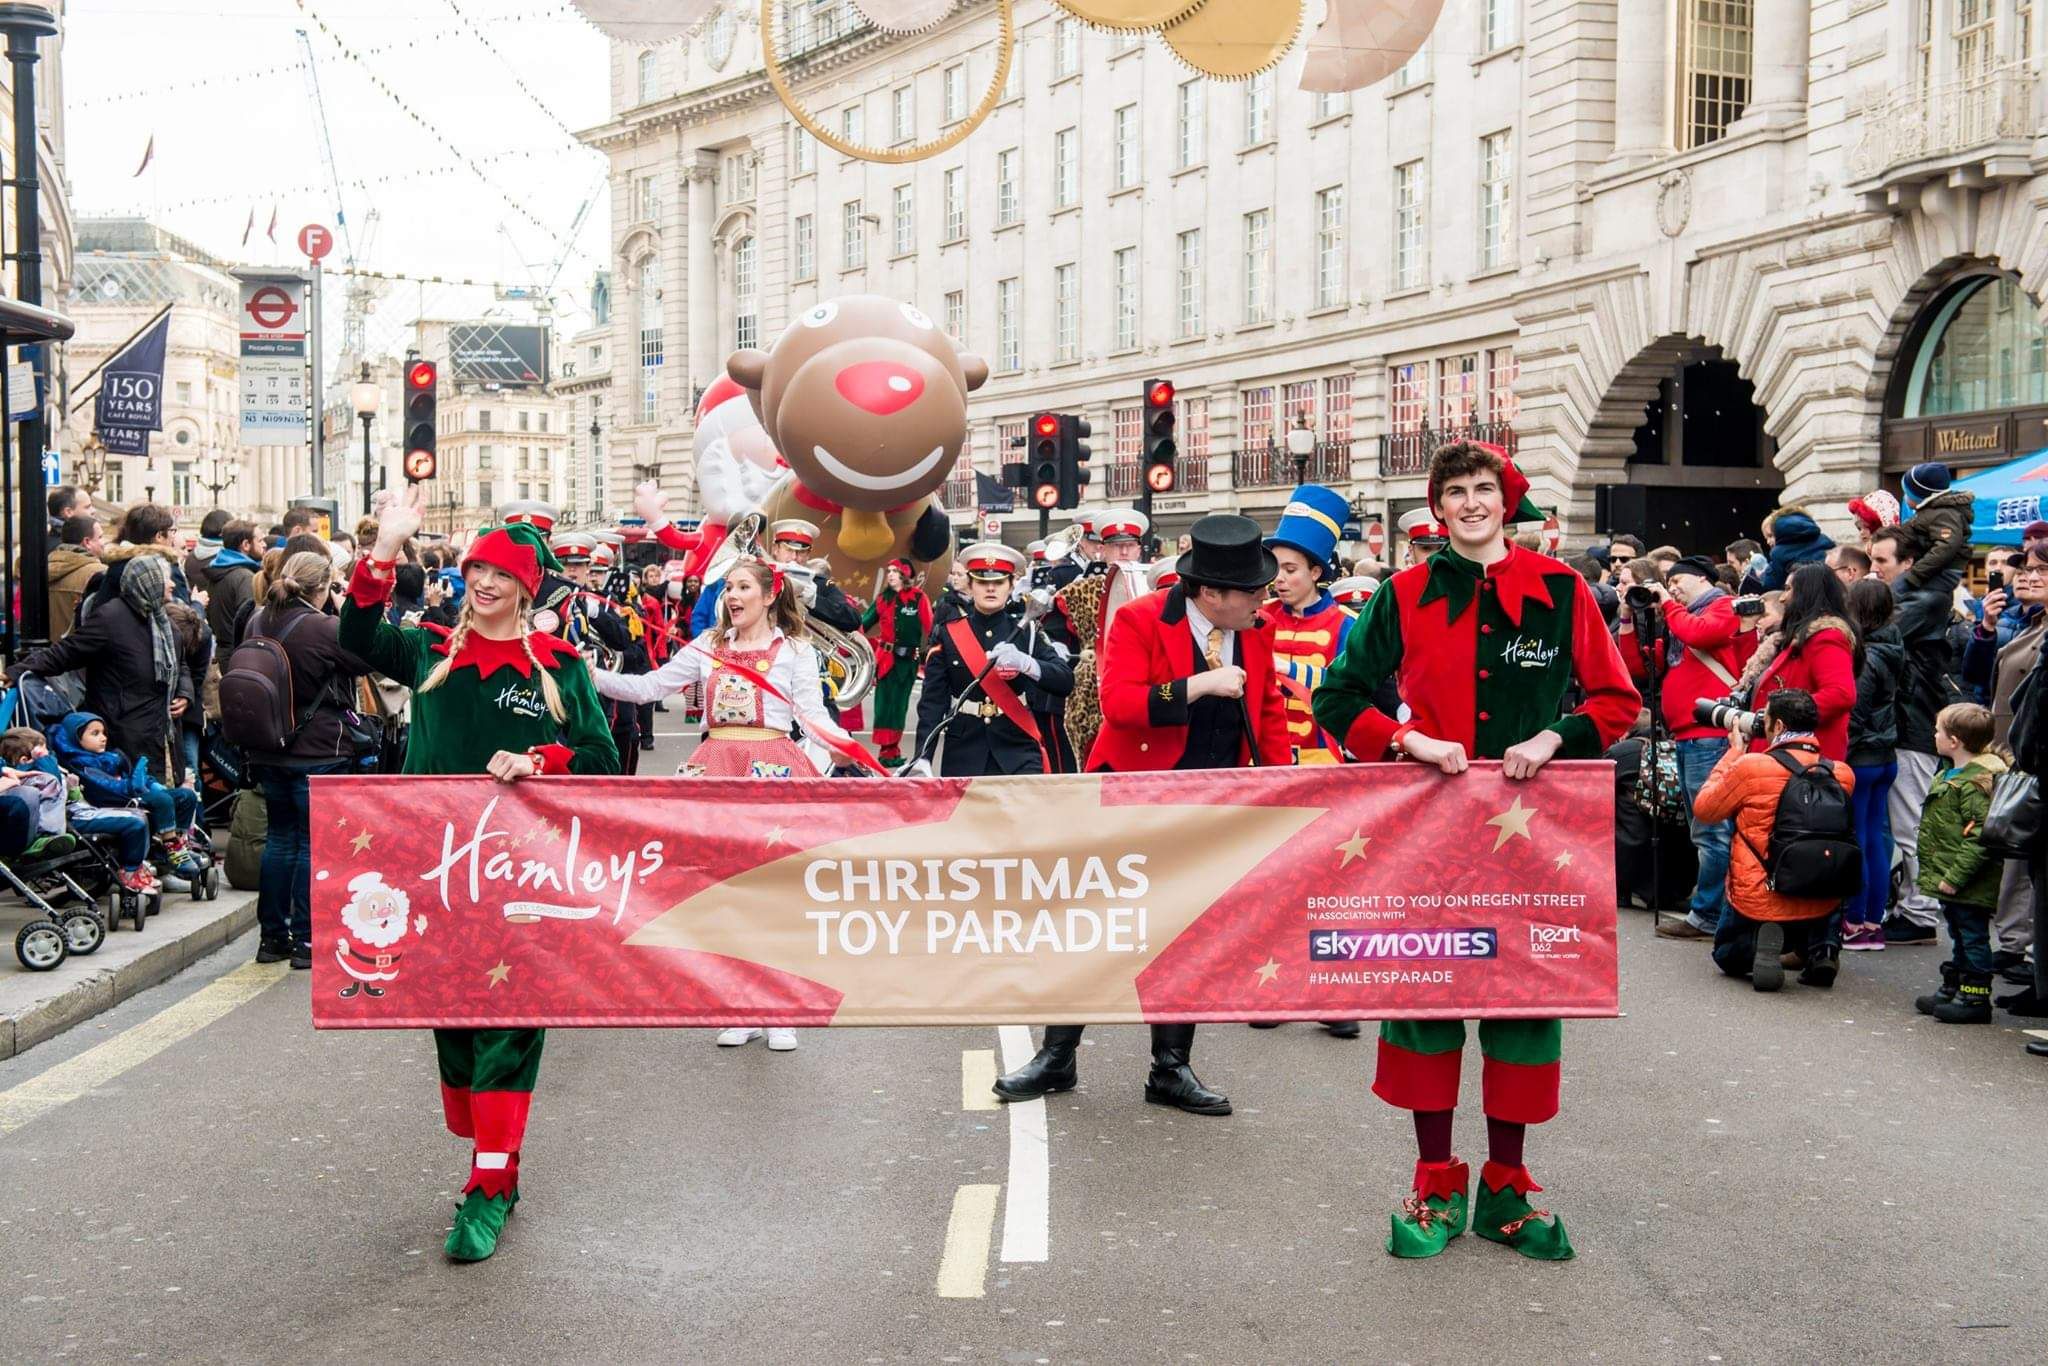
1161, 0, 1304, 80
852, 0, 959, 33
571, 0, 716, 44
1300, 0, 1447, 92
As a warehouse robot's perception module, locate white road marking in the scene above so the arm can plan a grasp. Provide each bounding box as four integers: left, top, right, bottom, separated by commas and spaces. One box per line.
996, 1024, 1050, 1264
961, 1048, 999, 1111
0, 960, 287, 1136
936, 1183, 1000, 1298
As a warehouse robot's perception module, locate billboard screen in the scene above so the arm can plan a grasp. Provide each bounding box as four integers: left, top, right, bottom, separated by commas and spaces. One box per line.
448, 323, 549, 387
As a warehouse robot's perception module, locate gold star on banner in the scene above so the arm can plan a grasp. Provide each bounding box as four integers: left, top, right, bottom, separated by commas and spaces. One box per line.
1553, 851, 1574, 870
1254, 958, 1281, 986
764, 826, 789, 848
334, 816, 349, 829
485, 961, 512, 988
349, 829, 374, 855
1334, 829, 1371, 868
1486, 797, 1537, 852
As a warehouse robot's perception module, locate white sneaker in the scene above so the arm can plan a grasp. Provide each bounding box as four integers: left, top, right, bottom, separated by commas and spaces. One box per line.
765, 1028, 799, 1052
716, 1027, 762, 1047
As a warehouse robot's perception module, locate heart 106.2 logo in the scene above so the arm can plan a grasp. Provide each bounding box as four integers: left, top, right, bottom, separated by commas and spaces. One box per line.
1527, 923, 1583, 959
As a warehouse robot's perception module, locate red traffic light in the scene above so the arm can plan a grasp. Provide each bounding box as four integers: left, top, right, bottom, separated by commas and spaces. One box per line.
1034, 413, 1060, 438
1147, 380, 1175, 408
407, 360, 437, 390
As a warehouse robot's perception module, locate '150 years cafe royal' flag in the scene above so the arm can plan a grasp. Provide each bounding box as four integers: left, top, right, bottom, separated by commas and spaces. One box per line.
307, 765, 1620, 1029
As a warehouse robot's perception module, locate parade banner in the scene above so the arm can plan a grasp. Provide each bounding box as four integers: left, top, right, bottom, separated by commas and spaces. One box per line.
308, 764, 1619, 1029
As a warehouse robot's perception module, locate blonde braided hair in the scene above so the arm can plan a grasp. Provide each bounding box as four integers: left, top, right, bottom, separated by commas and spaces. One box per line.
416, 594, 567, 723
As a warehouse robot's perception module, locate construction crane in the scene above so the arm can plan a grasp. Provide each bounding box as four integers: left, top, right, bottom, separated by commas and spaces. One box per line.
494, 171, 605, 321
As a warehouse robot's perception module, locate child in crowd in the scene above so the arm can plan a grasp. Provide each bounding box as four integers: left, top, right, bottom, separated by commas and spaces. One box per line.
0, 727, 76, 862
1913, 702, 2006, 1024
48, 713, 202, 885
0, 726, 154, 890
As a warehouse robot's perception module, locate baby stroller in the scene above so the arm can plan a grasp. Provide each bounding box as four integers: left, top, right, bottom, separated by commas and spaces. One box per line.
6, 829, 162, 969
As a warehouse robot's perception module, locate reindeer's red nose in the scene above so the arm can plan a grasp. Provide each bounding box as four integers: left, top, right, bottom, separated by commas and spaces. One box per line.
835, 361, 924, 416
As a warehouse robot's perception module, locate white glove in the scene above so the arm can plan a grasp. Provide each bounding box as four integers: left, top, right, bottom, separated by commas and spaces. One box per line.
988, 642, 1039, 679
633, 480, 667, 525
901, 758, 935, 778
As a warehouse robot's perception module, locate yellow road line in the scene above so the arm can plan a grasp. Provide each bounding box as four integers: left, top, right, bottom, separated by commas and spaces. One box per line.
0, 960, 288, 1136
936, 1183, 1000, 1299
960, 1048, 998, 1111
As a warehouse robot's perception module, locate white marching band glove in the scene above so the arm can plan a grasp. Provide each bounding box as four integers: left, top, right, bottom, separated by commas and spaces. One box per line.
988, 641, 1040, 679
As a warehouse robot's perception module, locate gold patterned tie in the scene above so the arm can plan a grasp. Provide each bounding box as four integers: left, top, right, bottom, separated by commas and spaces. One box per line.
1204, 627, 1224, 670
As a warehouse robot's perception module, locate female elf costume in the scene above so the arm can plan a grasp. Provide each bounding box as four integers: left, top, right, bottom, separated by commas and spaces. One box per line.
341, 528, 619, 1261
861, 559, 931, 767
1312, 458, 1638, 1262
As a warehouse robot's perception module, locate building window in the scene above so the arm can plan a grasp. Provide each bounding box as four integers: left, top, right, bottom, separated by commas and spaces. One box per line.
1916, 0, 1934, 85
1114, 404, 1141, 462
1313, 89, 1346, 121
1324, 373, 1353, 447
996, 147, 1019, 225
1393, 159, 1426, 291
1113, 246, 1138, 352
723, 152, 755, 203
1315, 186, 1345, 309
997, 277, 1021, 372
518, 410, 530, 433
478, 410, 492, 432
1902, 276, 2048, 416
842, 199, 866, 270
1054, 263, 1079, 363
1679, 0, 1752, 149
1478, 130, 1513, 271
1112, 26, 1139, 53
943, 167, 966, 241
841, 103, 864, 148
637, 257, 662, 425
1243, 72, 1272, 145
1176, 79, 1204, 167
1242, 209, 1272, 324
1436, 352, 1480, 431
1182, 396, 1210, 490
633, 172, 659, 222
1054, 127, 1077, 207
943, 63, 966, 123
478, 444, 495, 470
793, 213, 815, 281
1113, 104, 1139, 189
172, 462, 193, 508
1177, 229, 1203, 337
637, 50, 657, 104
1487, 346, 1521, 425
892, 184, 915, 255
1054, 16, 1079, 78
1955, 0, 1995, 79
2019, 0, 2035, 66
538, 412, 549, 433
791, 126, 815, 176
1241, 385, 1275, 455
1002, 42, 1022, 101
1395, 44, 1429, 87
732, 235, 758, 351
175, 379, 193, 404
1481, 0, 1515, 50
944, 289, 965, 341
888, 85, 912, 144
1388, 362, 1426, 435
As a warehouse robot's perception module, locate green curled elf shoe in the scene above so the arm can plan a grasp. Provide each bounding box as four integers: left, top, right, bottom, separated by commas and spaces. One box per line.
445, 1188, 517, 1262
1386, 1158, 1469, 1258
1473, 1161, 1574, 1261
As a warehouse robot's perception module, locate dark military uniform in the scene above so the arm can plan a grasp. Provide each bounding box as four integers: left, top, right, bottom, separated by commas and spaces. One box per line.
915, 599, 1073, 776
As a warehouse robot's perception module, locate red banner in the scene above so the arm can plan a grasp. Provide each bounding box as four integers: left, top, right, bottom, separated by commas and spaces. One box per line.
308, 763, 1618, 1029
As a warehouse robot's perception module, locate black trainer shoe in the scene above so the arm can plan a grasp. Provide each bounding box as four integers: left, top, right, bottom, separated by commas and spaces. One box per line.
1992, 949, 2027, 973
1751, 923, 1785, 992
1798, 949, 1839, 989
1883, 917, 1938, 945
1324, 1021, 1363, 1039
290, 943, 312, 970
255, 939, 292, 964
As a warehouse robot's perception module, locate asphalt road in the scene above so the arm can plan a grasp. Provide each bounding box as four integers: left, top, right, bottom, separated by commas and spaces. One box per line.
2, 719, 2045, 1364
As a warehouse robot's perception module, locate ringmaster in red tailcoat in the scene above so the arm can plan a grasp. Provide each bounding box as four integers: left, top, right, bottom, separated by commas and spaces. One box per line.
1313, 442, 1639, 1262
992, 515, 1290, 1117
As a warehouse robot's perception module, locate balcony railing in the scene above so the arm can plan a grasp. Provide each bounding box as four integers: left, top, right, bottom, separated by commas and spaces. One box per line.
1234, 440, 1351, 489
1175, 454, 1209, 492
1106, 459, 1141, 500
1379, 421, 1520, 479
940, 466, 979, 512
1850, 65, 2040, 190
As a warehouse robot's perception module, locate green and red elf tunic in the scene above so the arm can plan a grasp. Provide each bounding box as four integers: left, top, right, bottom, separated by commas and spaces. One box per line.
862, 561, 932, 762
1312, 544, 1639, 1126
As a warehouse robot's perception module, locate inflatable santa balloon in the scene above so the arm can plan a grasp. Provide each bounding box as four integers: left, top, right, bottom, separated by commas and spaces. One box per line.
637, 374, 788, 577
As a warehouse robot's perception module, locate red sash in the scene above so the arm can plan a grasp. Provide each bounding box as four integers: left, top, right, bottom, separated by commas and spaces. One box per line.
945, 616, 1048, 772
684, 640, 886, 775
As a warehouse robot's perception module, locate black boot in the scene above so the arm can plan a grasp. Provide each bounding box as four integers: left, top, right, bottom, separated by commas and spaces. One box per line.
1143, 1024, 1231, 1116
1915, 963, 1960, 1015
1325, 1020, 1363, 1039
1932, 973, 1993, 1024
1798, 947, 1839, 989
1996, 986, 2048, 1017
993, 1026, 1083, 1101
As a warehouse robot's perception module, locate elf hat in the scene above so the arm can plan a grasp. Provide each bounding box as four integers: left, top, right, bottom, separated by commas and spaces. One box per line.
1427, 440, 1544, 523
1267, 484, 1348, 577
494, 521, 564, 575
461, 528, 543, 599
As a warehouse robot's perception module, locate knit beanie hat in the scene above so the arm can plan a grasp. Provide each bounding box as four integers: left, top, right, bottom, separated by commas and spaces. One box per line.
1905, 463, 1952, 501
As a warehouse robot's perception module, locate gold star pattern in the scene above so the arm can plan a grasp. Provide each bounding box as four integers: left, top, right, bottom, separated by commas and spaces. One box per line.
1254, 957, 1281, 986
334, 816, 349, 829
1485, 796, 1537, 853
485, 961, 512, 988
349, 829, 374, 855
1553, 851, 1574, 870
764, 825, 790, 848
1334, 829, 1371, 868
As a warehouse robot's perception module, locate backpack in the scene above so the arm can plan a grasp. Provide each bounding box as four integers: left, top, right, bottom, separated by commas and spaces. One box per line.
217, 610, 315, 753
1740, 748, 1862, 900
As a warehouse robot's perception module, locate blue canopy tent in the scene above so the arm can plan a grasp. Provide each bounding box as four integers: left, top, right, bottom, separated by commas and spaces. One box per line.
1952, 449, 2048, 546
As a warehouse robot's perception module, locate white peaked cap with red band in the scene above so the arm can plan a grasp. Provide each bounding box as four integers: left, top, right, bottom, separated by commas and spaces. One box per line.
500, 499, 559, 531
1076, 514, 1100, 543
1152, 555, 1183, 590
549, 531, 597, 563
960, 541, 1026, 580
1026, 539, 1047, 561
1328, 574, 1378, 606
590, 540, 616, 569
768, 518, 820, 547
1097, 508, 1150, 543
1398, 506, 1449, 541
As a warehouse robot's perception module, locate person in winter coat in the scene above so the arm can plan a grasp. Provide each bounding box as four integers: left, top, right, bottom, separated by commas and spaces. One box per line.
1911, 703, 2006, 1024
1960, 543, 2048, 975
48, 710, 204, 880
1691, 688, 1856, 990
1761, 507, 1835, 592
46, 514, 104, 641
95, 504, 193, 607
1843, 578, 1907, 950
14, 551, 189, 771
201, 520, 261, 649
165, 600, 211, 788
1900, 462, 1975, 590
1735, 564, 1859, 761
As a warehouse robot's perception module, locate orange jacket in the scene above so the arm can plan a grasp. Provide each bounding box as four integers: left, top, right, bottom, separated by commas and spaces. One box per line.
1690, 738, 1856, 922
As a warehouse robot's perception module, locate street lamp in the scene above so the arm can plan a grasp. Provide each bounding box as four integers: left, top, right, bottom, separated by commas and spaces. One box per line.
589, 412, 602, 521
196, 450, 236, 506
1286, 412, 1316, 486
76, 432, 107, 496
350, 362, 380, 518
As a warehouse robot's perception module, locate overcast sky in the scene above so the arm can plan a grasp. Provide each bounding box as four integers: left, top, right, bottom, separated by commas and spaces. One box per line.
66, 0, 613, 354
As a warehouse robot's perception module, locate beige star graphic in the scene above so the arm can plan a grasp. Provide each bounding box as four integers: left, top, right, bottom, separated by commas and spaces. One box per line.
1486, 796, 1537, 853
485, 961, 512, 988
1553, 851, 1574, 870
349, 828, 374, 855
1334, 829, 1371, 868
334, 816, 349, 829
764, 825, 790, 849
1254, 957, 1281, 986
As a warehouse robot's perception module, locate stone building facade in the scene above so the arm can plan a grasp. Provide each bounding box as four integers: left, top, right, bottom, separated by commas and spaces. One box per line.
582, 0, 2048, 552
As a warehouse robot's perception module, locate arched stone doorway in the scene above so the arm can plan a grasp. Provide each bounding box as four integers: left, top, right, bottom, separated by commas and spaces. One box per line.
1583, 336, 1783, 553
1878, 267, 2048, 476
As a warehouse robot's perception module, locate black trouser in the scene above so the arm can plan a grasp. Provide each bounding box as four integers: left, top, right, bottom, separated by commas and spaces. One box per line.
1712, 909, 1828, 978
2031, 848, 2048, 998
1041, 1023, 1195, 1057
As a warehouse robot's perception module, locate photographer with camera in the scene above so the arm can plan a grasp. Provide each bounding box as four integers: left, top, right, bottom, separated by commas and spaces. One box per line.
1731, 564, 1860, 761
1617, 556, 1748, 943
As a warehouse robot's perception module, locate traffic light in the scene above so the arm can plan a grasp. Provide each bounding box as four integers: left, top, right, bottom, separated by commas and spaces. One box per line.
1029, 411, 1061, 510
1058, 414, 1092, 510
402, 358, 438, 482
1142, 378, 1177, 494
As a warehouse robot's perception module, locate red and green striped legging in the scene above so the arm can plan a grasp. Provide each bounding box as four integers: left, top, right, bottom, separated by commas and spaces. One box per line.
1373, 1018, 1562, 1123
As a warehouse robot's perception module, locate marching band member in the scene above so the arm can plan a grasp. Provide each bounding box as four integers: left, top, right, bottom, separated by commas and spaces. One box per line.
1329, 575, 1378, 608
550, 531, 649, 772
1398, 506, 1450, 568
913, 543, 1072, 776
862, 559, 932, 768
344, 489, 620, 1263
993, 515, 1291, 1117
1051, 508, 1149, 770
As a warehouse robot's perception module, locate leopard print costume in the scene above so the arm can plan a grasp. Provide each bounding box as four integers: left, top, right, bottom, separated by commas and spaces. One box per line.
1058, 572, 1108, 762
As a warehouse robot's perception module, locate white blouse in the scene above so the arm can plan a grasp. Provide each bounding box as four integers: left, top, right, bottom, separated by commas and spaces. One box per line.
592, 627, 852, 773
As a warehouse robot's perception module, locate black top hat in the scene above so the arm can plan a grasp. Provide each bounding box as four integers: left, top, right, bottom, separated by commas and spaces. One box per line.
1180, 514, 1279, 592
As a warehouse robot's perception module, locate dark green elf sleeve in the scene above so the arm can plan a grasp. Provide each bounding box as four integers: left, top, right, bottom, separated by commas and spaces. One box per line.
339, 560, 431, 687
1312, 583, 1406, 760
553, 659, 622, 776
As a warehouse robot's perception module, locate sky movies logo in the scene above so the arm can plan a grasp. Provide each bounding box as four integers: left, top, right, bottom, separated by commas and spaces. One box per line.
1309, 928, 1499, 962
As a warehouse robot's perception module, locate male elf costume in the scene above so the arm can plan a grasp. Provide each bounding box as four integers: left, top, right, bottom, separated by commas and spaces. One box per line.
1312, 442, 1638, 1261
